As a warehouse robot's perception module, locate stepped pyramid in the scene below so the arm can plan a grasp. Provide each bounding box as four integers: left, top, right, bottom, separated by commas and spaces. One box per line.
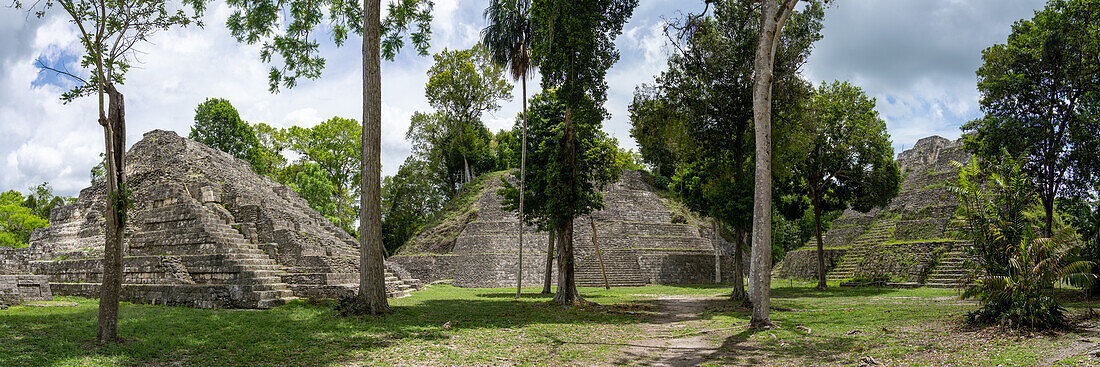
775, 136, 974, 287
390, 170, 740, 287
0, 130, 420, 308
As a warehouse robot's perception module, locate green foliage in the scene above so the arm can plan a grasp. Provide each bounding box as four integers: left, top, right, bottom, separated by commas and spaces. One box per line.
284, 117, 363, 235
290, 162, 338, 222
252, 122, 290, 178
490, 128, 520, 170
498, 91, 622, 230
963, 0, 1100, 235
0, 186, 71, 249
381, 158, 447, 253
792, 80, 901, 214
189, 98, 274, 175
962, 229, 1094, 329
952, 154, 1040, 275
226, 0, 432, 92
16, 0, 204, 102
634, 0, 824, 237
954, 154, 1095, 328
530, 0, 636, 110
615, 146, 645, 172
481, 0, 533, 81
407, 45, 512, 194
89, 153, 105, 185
628, 85, 681, 176
523, 0, 635, 233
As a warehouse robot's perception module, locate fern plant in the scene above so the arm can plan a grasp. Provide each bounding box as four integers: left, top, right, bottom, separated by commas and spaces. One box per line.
952, 153, 1095, 328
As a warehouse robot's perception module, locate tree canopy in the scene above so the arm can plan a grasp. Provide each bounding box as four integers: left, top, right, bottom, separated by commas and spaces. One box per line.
963, 0, 1100, 236
792, 80, 901, 289
189, 98, 271, 174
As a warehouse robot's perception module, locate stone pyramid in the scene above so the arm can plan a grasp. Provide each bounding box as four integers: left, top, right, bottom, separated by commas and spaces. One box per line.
0, 130, 420, 308
390, 170, 740, 288
775, 135, 973, 286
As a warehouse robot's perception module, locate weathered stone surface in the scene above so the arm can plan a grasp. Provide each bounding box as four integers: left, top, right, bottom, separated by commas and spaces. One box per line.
0, 130, 420, 308
0, 275, 52, 306
391, 170, 742, 287
775, 136, 974, 286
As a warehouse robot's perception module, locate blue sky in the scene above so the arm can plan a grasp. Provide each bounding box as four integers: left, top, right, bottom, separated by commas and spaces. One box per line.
0, 0, 1046, 196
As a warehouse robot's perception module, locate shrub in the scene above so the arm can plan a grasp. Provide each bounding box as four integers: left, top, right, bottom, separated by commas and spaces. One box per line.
953, 154, 1095, 328
962, 229, 1094, 328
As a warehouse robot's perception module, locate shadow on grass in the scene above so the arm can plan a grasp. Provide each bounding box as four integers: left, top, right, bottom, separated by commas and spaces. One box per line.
0, 291, 648, 367
771, 285, 898, 299
708, 327, 863, 365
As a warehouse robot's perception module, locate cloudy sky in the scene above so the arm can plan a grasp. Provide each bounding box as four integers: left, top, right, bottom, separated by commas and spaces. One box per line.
0, 0, 1046, 197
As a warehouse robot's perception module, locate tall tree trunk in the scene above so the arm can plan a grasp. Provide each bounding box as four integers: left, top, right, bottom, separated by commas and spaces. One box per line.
542, 228, 555, 294
553, 107, 583, 305
357, 0, 390, 315
1043, 196, 1054, 238
515, 77, 528, 298
714, 218, 721, 284
813, 193, 826, 290
730, 225, 748, 303
749, 0, 797, 330
464, 155, 472, 184
97, 86, 125, 344
553, 220, 581, 304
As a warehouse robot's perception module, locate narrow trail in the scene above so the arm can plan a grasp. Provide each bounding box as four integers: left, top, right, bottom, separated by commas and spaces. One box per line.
613, 295, 727, 366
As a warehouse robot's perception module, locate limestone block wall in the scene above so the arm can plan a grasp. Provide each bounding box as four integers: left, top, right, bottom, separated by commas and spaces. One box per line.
636, 251, 737, 284
393, 170, 733, 287
775, 136, 973, 285
0, 275, 52, 305
853, 241, 958, 282
774, 249, 847, 280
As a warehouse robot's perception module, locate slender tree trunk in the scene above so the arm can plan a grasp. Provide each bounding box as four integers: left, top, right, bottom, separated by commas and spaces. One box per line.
714, 218, 721, 284
463, 155, 472, 184
749, 0, 797, 330
97, 86, 125, 344
813, 193, 826, 290
357, 0, 390, 315
542, 228, 555, 294
590, 217, 609, 289
515, 77, 528, 298
1043, 196, 1054, 238
553, 107, 583, 305
730, 225, 749, 303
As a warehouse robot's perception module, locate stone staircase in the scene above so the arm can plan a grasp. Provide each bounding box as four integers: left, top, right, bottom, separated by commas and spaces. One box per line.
575, 249, 647, 287
826, 219, 897, 282
925, 246, 973, 288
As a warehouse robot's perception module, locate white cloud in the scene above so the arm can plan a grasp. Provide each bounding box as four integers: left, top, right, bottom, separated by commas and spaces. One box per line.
0, 0, 1051, 198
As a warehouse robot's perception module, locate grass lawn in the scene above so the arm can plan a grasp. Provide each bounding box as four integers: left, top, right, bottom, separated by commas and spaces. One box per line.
1, 282, 1096, 366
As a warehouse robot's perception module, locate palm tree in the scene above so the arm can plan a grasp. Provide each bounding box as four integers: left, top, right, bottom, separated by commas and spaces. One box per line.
482, 0, 534, 298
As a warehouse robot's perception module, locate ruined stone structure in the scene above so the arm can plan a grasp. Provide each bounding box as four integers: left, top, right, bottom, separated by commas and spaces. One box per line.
390, 170, 740, 288
0, 130, 419, 308
775, 136, 973, 287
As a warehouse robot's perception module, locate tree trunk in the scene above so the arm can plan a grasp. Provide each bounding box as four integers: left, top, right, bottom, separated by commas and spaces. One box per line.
97, 86, 125, 344
553, 220, 582, 304
1043, 196, 1054, 238
813, 193, 826, 290
542, 228, 555, 294
515, 77, 528, 298
463, 155, 472, 184
749, 0, 796, 330
357, 0, 390, 315
714, 218, 721, 284
730, 225, 749, 303
553, 107, 583, 305
591, 217, 609, 290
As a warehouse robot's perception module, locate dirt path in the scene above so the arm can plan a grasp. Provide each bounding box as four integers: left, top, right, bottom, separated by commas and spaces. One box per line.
613, 295, 727, 366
